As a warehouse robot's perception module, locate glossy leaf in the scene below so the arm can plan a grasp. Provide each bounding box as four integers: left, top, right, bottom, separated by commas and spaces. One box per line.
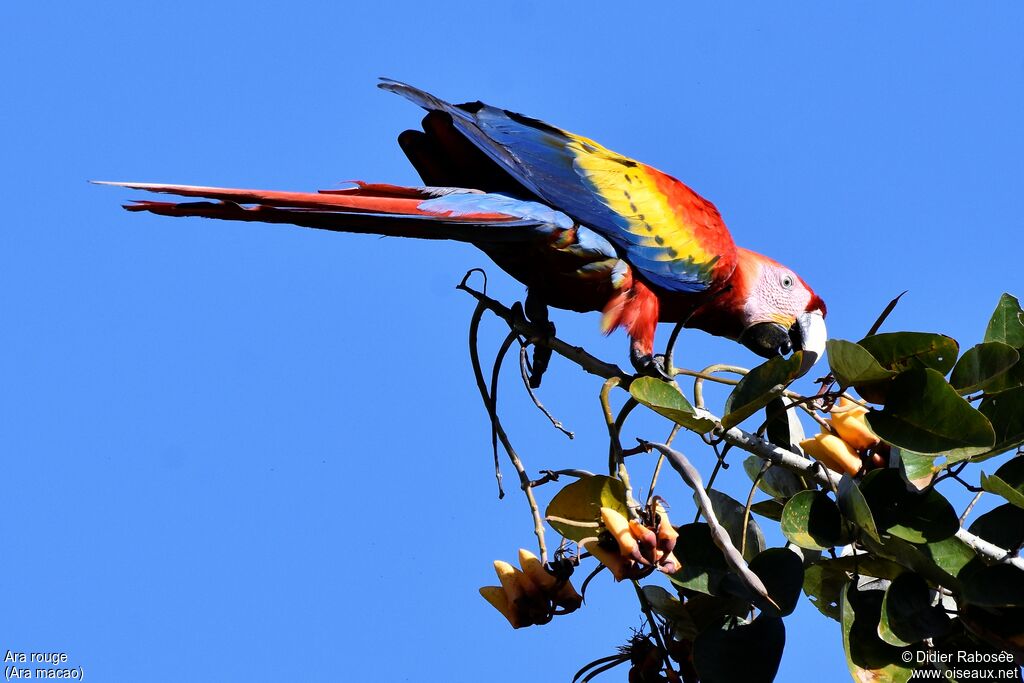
545, 475, 627, 542
962, 564, 1024, 608
862, 534, 972, 590
642, 585, 697, 640
628, 376, 717, 433
802, 562, 846, 621
802, 556, 903, 622
913, 536, 976, 583
669, 523, 730, 595
748, 548, 804, 617
838, 474, 881, 542
859, 468, 960, 544
950, 342, 1019, 394
974, 386, 1024, 461
893, 447, 939, 489
722, 353, 804, 429
707, 489, 765, 561
858, 332, 959, 375
878, 572, 951, 647
841, 583, 914, 683
750, 499, 785, 521
765, 397, 807, 455
982, 293, 1024, 395
780, 490, 847, 551
968, 504, 1024, 550
984, 293, 1024, 349
980, 456, 1024, 509
827, 339, 897, 388
743, 454, 808, 499
693, 614, 785, 683
866, 368, 995, 455
982, 358, 1024, 394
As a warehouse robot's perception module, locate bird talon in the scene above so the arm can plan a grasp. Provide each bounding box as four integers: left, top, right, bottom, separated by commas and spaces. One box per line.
631, 353, 672, 381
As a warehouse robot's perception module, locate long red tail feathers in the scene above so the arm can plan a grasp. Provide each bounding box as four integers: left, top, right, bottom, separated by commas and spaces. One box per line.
91, 180, 544, 242
93, 181, 510, 219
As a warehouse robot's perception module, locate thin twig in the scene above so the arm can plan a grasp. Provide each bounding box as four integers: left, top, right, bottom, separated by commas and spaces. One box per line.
692, 364, 749, 409
601, 377, 636, 511
959, 491, 985, 525
456, 282, 1024, 571
742, 461, 771, 558
458, 281, 630, 384
519, 344, 574, 439
484, 330, 549, 562
642, 440, 778, 609
646, 424, 681, 507
529, 469, 595, 488
632, 580, 677, 677
468, 302, 504, 498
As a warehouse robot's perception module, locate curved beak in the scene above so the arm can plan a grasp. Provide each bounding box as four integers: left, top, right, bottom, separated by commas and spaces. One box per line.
791, 311, 827, 377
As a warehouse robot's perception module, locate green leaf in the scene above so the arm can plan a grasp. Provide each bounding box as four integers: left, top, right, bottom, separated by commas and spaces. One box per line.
642, 585, 697, 640
973, 386, 1024, 461
802, 556, 904, 622
748, 548, 804, 617
980, 456, 1024, 509
669, 523, 730, 595
878, 572, 952, 647
982, 358, 1024, 394
914, 536, 976, 582
628, 376, 717, 433
693, 614, 785, 683
743, 454, 809, 499
764, 396, 807, 454
968, 503, 1024, 550
838, 474, 881, 542
866, 368, 995, 455
750, 499, 785, 521
683, 593, 752, 634
780, 490, 847, 551
861, 534, 973, 590
722, 353, 804, 429
859, 469, 960, 544
984, 293, 1024, 349
931, 625, 1024, 681
950, 342, 1020, 394
802, 562, 846, 621
827, 339, 898, 388
962, 564, 1024, 608
820, 555, 909, 581
858, 332, 959, 375
893, 447, 939, 489
841, 583, 914, 683
707, 489, 765, 561
544, 475, 627, 542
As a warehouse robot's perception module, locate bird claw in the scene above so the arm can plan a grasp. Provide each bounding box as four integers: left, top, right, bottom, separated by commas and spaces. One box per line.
631, 352, 672, 381
512, 301, 556, 388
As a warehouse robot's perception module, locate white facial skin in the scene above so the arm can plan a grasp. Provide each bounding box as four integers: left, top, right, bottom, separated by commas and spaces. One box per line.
743, 261, 815, 329
741, 258, 827, 376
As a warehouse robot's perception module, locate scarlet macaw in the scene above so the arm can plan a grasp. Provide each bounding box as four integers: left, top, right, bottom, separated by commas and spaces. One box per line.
100, 80, 827, 379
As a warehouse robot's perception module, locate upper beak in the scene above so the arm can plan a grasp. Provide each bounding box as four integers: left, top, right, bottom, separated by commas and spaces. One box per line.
791, 311, 827, 377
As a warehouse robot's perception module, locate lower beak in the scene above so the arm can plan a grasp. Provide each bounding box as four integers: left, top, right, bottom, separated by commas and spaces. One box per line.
792, 311, 827, 377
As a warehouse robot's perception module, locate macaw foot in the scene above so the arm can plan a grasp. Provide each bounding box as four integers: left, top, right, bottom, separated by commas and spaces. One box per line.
512, 300, 556, 388
630, 350, 672, 381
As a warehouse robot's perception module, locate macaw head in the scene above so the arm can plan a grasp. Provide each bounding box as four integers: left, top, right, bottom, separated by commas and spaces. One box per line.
731, 248, 827, 376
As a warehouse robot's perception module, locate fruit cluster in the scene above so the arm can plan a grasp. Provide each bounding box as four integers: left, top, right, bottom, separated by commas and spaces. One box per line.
479, 549, 582, 629
800, 397, 887, 476
585, 505, 680, 581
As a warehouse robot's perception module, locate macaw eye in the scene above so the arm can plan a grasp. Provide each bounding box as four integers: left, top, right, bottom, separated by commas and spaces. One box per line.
781, 274, 794, 289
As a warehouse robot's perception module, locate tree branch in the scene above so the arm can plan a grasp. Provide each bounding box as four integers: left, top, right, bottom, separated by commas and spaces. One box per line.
458, 281, 1024, 572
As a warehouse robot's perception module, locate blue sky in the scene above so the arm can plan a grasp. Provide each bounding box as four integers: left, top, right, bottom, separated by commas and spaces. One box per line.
3, 2, 1022, 681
